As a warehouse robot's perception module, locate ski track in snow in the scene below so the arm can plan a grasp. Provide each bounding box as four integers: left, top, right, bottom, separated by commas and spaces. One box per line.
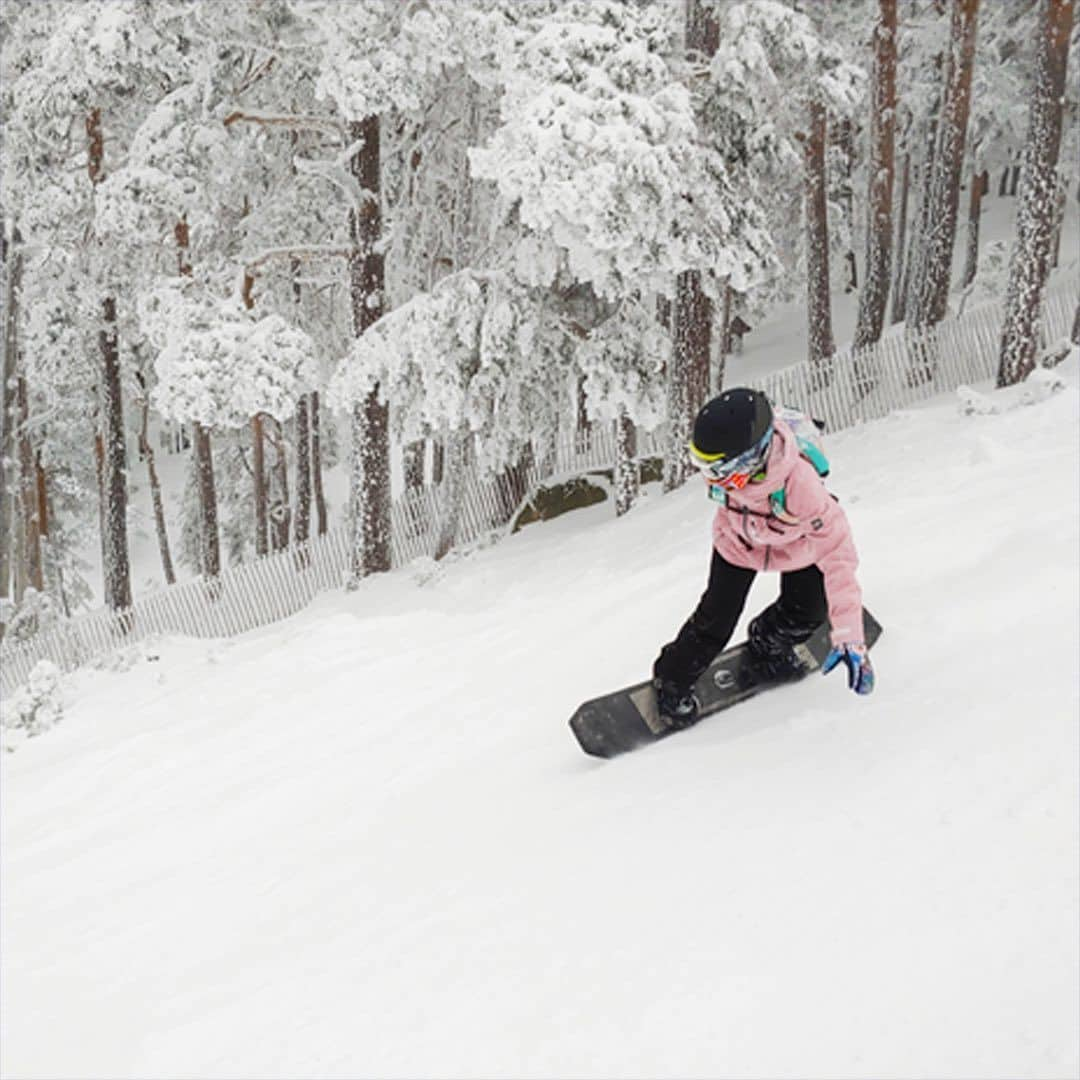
2, 362, 1079, 1079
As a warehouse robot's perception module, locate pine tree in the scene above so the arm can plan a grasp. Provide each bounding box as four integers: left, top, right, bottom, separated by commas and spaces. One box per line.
895, 0, 949, 327
804, 97, 836, 371
346, 115, 391, 580
998, 0, 1075, 386
671, 0, 720, 454
191, 422, 220, 579
854, 0, 898, 352
706, 2, 864, 374
907, 0, 980, 330
87, 99, 133, 612
959, 0, 1041, 303
0, 226, 22, 622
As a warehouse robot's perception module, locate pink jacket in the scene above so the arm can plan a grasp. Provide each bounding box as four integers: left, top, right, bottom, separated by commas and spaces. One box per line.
710, 419, 865, 646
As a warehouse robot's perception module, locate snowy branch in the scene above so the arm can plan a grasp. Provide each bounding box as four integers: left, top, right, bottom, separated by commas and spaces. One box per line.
222, 111, 344, 139
293, 154, 374, 207
244, 245, 354, 273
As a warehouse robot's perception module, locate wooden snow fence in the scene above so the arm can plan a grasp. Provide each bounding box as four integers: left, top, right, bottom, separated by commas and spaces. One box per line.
750, 278, 1076, 432
1, 279, 1075, 696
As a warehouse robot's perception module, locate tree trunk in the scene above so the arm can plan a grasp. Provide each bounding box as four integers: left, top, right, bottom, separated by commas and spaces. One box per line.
310, 391, 327, 536
241, 263, 273, 560
0, 228, 22, 616
673, 269, 712, 439
192, 421, 220, 578
403, 441, 425, 492
685, 0, 719, 57
87, 107, 132, 612
32, 454, 51, 611
838, 117, 859, 293
909, 0, 980, 328
294, 393, 312, 545
434, 425, 469, 560
1071, 291, 1080, 345
714, 281, 733, 393
269, 417, 290, 552
432, 439, 445, 486
35, 453, 48, 543
962, 162, 988, 288
675, 0, 719, 437
900, 115, 939, 324
574, 378, 592, 453
890, 152, 911, 324
1049, 179, 1067, 268
11, 473, 26, 605
93, 432, 106, 586
139, 403, 176, 586
696, 287, 713, 412
663, 0, 718, 494
289, 253, 311, 548
998, 0, 1075, 386
613, 408, 639, 518
805, 99, 836, 373
663, 295, 692, 493
900, 0, 948, 324
252, 413, 268, 557
99, 296, 131, 611
15, 374, 43, 595
175, 216, 192, 276
347, 115, 390, 583
854, 0, 898, 350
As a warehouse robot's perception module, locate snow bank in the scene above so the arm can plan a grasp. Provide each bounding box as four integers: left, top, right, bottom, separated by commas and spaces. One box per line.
2, 364, 1078, 1078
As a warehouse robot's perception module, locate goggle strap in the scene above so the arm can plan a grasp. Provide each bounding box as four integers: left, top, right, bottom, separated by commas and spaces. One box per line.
688, 439, 727, 464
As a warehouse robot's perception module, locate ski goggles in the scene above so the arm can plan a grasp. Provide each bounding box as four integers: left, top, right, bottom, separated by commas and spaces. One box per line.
688, 426, 773, 491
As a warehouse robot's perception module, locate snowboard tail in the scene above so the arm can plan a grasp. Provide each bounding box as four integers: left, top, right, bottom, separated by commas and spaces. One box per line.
569, 610, 883, 759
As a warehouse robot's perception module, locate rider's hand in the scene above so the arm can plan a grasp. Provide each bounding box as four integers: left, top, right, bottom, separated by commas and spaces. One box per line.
822, 644, 875, 695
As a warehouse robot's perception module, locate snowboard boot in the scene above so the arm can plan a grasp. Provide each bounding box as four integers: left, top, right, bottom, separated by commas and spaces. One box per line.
652, 679, 701, 731
745, 613, 809, 683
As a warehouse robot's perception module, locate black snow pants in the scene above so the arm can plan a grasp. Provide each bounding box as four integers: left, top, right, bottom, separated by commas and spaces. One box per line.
653, 549, 828, 691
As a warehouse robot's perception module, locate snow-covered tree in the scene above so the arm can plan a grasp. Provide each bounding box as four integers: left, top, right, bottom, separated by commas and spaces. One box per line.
144, 284, 318, 569
2, 0, 199, 610
853, 0, 898, 352
474, 2, 766, 302
707, 1, 865, 371
998, 0, 1075, 385
906, 0, 981, 332
578, 297, 671, 514
2, 0, 1071, 633
471, 0, 773, 495
960, 1, 1040, 289
298, 0, 483, 579
330, 268, 548, 553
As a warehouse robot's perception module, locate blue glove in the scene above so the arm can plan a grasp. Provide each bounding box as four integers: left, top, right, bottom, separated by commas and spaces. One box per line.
822, 643, 875, 695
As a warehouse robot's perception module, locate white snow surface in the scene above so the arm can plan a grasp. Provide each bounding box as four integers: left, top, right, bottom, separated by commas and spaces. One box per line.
3, 363, 1079, 1079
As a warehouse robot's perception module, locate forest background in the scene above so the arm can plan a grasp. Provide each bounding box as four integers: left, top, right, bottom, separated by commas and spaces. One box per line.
1, 0, 1077, 644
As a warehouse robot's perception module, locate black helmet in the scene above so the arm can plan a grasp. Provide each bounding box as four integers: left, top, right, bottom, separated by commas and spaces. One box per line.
690, 388, 773, 461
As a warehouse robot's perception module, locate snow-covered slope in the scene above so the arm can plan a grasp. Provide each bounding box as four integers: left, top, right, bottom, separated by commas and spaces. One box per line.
3, 361, 1079, 1079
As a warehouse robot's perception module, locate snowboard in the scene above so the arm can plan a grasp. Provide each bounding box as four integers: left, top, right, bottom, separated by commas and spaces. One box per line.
569, 609, 883, 759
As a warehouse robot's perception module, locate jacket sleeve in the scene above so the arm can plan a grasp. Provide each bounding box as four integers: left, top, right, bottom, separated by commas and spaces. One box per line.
787, 462, 865, 646
813, 507, 865, 646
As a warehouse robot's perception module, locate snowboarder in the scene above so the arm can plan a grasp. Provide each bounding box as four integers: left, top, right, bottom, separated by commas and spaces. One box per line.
653, 388, 875, 728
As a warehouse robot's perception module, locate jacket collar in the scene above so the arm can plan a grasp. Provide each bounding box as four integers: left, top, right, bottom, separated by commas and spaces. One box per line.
724, 420, 798, 511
